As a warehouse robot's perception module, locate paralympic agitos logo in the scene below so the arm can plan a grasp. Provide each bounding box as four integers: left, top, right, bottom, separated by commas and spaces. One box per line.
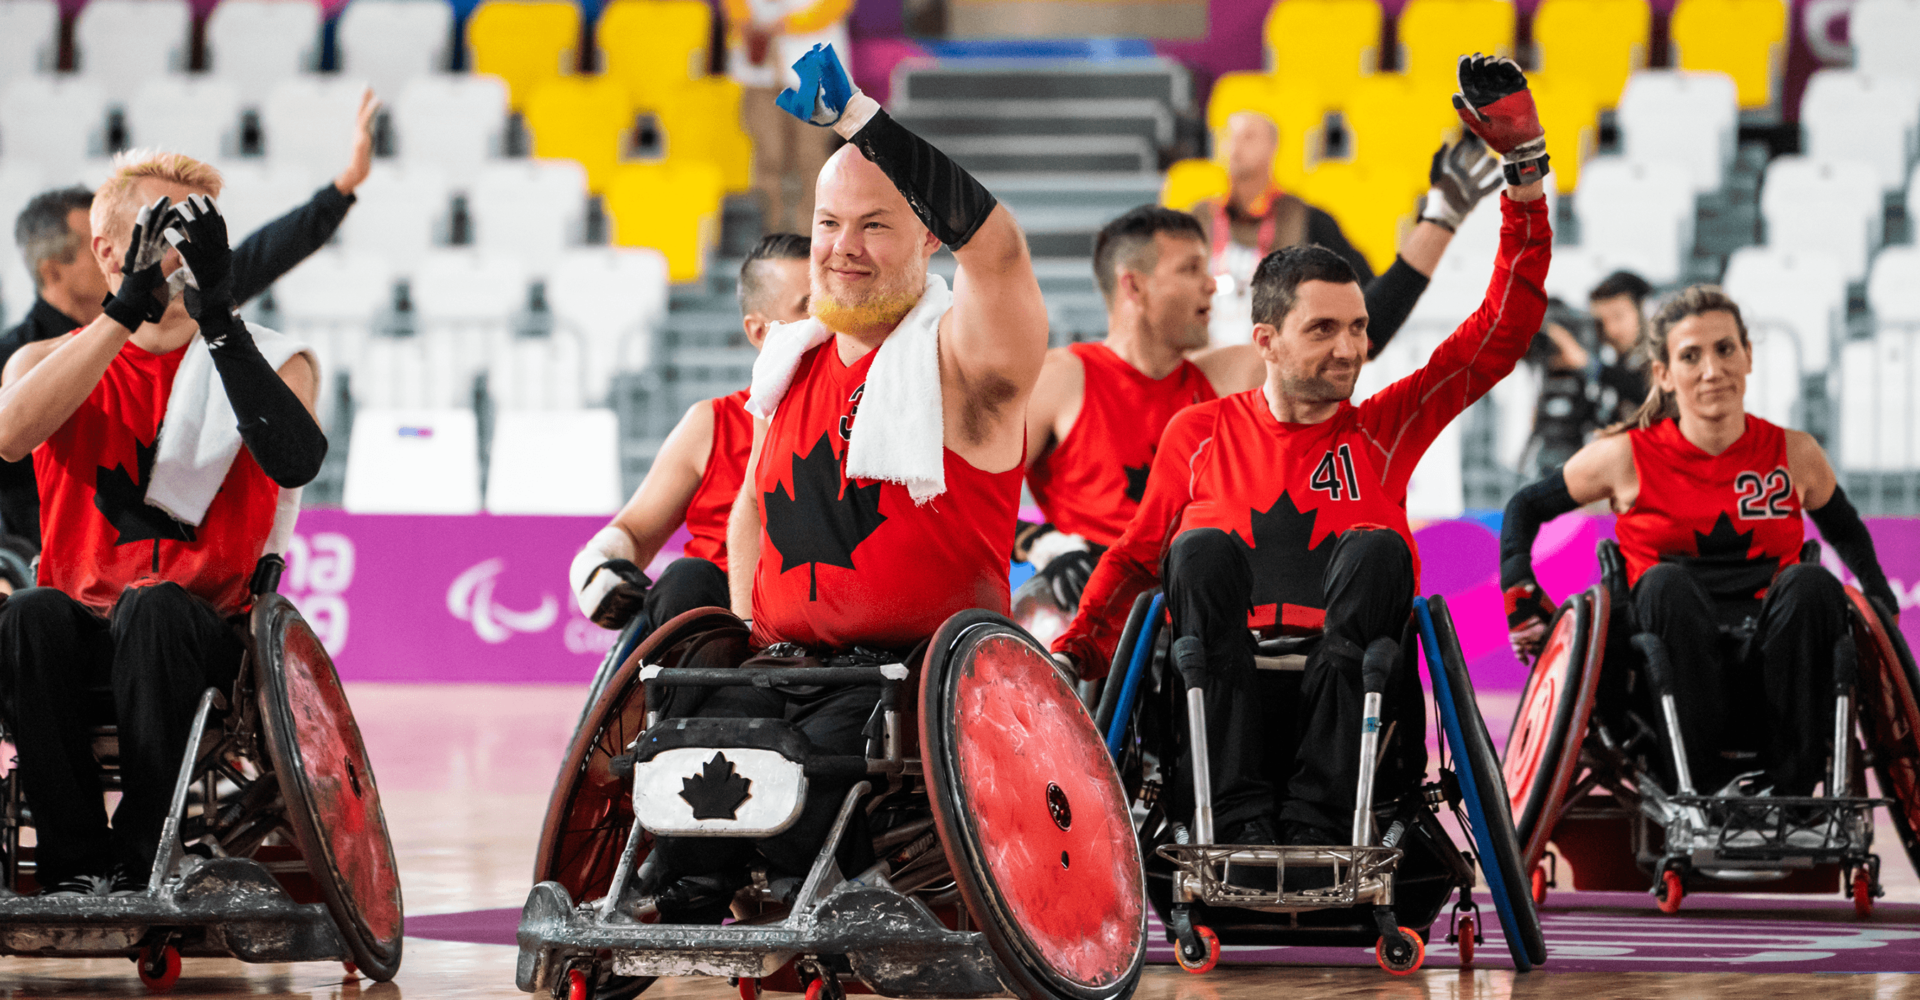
447, 558, 560, 644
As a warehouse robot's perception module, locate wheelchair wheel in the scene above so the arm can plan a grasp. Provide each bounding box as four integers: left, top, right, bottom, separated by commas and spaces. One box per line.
920, 610, 1146, 1000
1849, 587, 1920, 880
253, 594, 404, 981
575, 615, 650, 735
1417, 596, 1547, 971
1502, 588, 1607, 866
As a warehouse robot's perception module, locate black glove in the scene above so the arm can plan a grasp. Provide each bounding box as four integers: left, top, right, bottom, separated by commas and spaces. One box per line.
589, 558, 652, 630
162, 194, 242, 340
1419, 133, 1502, 231
1040, 548, 1096, 613
101, 196, 174, 331
1452, 54, 1550, 187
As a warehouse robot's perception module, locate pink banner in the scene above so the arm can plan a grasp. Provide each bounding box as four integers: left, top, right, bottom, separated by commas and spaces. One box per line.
282, 509, 1920, 690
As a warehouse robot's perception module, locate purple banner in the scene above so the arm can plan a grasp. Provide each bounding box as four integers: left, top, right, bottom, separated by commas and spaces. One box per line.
285, 510, 1920, 689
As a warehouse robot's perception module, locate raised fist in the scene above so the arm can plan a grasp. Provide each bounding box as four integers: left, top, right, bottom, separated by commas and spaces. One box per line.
1452, 54, 1549, 187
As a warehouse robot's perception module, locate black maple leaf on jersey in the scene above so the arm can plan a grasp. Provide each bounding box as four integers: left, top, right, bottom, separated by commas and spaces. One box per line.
763, 433, 888, 601
1234, 491, 1336, 616
1672, 510, 1778, 600
680, 752, 752, 819
1122, 463, 1151, 503
94, 434, 195, 546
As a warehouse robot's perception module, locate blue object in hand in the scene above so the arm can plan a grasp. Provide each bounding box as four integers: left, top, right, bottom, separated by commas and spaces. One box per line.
776, 43, 855, 125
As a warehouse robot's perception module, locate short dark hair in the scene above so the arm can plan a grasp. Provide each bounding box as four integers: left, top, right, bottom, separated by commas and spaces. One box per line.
738, 232, 811, 314
1250, 244, 1359, 327
1091, 204, 1206, 305
1589, 269, 1652, 306
14, 186, 93, 289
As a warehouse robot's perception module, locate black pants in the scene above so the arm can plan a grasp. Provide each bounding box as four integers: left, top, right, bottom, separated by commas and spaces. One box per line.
0, 584, 243, 886
1165, 527, 1416, 837
643, 557, 730, 632
1635, 561, 1849, 795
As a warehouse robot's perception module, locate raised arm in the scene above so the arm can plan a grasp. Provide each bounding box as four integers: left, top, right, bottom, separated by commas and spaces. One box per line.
569, 399, 717, 628
230, 89, 375, 304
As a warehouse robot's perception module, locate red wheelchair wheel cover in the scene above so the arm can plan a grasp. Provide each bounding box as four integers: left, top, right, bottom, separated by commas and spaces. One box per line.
1849, 586, 1920, 877
1501, 588, 1606, 865
921, 612, 1145, 1000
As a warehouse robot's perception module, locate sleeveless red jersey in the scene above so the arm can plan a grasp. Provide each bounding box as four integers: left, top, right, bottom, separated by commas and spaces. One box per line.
36, 337, 281, 616
1027, 342, 1217, 548
681, 388, 753, 572
1057, 194, 1552, 674
750, 342, 1022, 650
1616, 415, 1803, 601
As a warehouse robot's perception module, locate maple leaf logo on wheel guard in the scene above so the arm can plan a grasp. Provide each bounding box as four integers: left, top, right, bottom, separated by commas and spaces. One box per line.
763, 433, 887, 601
95, 434, 195, 546
680, 752, 752, 819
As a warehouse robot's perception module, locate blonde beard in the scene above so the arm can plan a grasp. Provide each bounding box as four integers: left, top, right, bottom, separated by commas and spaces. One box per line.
812, 292, 920, 333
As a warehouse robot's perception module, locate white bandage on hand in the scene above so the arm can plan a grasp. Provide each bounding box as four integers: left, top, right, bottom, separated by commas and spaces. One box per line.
570, 525, 638, 622
1027, 530, 1091, 572
831, 92, 882, 140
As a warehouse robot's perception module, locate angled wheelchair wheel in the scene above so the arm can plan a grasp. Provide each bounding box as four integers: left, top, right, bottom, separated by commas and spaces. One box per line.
1416, 596, 1547, 971
534, 607, 750, 900
253, 594, 405, 981
576, 615, 651, 735
1849, 586, 1920, 880
920, 611, 1146, 1000
1502, 587, 1607, 868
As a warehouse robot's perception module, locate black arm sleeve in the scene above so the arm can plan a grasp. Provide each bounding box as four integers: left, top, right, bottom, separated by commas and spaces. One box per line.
1500, 466, 1581, 590
848, 109, 998, 249
1362, 256, 1431, 358
229, 184, 355, 305
207, 324, 329, 488
1304, 206, 1376, 284
1808, 485, 1898, 614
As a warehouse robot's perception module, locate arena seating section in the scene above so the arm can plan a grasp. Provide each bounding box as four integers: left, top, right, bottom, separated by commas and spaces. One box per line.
0, 0, 1915, 515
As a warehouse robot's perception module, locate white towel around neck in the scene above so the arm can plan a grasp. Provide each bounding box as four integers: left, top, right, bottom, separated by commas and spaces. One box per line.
745, 273, 952, 503
146, 323, 316, 528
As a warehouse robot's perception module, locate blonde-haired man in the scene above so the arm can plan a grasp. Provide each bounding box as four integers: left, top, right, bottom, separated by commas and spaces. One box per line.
0, 149, 324, 897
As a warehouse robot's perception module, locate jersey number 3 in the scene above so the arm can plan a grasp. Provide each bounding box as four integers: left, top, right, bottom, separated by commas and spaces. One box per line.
1311, 445, 1363, 501
1735, 467, 1792, 519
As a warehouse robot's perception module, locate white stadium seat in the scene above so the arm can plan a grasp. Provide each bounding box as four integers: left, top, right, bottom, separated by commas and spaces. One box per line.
1760, 156, 1882, 281
488, 327, 588, 411
0, 159, 44, 328
214, 161, 320, 245
337, 0, 455, 106
1838, 330, 1916, 472
269, 249, 397, 406
126, 77, 241, 162
0, 0, 57, 86
205, 0, 321, 99
484, 408, 622, 515
73, 0, 190, 103
1852, 0, 1920, 83
391, 74, 508, 186
1800, 70, 1920, 192
343, 408, 481, 513
0, 76, 106, 182
1721, 246, 1845, 374
334, 162, 449, 260
1868, 244, 1920, 320
1540, 246, 1653, 306
1907, 161, 1920, 241
409, 250, 530, 326
262, 77, 369, 178
469, 159, 587, 263
1618, 70, 1738, 193
353, 330, 469, 410
544, 247, 669, 399
1572, 157, 1695, 283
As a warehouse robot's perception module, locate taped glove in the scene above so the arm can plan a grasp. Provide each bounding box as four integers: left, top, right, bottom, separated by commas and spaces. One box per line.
101, 196, 174, 332
1505, 581, 1558, 662
1451, 54, 1550, 187
571, 526, 653, 629
776, 43, 863, 131
161, 194, 241, 338
1419, 133, 1503, 231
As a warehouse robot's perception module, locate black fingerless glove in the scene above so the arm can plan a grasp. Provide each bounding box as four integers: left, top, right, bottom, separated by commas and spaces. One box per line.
102, 196, 175, 331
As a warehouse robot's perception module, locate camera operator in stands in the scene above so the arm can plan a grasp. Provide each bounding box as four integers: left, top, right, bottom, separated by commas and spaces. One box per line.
1586, 269, 1653, 426
0, 89, 380, 543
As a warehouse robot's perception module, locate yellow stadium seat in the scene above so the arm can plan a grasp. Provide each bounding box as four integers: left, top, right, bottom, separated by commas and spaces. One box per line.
607, 159, 725, 283
598, 0, 713, 109
1527, 71, 1601, 193
1207, 71, 1328, 190
1161, 158, 1230, 211
649, 76, 754, 194
1670, 0, 1786, 109
1532, 0, 1649, 108
1292, 159, 1410, 274
466, 0, 580, 110
1338, 72, 1456, 193
523, 75, 634, 194
1397, 0, 1515, 99
1264, 0, 1382, 109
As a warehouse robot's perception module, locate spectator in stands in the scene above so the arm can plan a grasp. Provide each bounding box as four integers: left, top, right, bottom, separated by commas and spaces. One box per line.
569, 232, 809, 635
724, 0, 852, 233
0, 90, 379, 542
1520, 298, 1601, 476
1194, 111, 1502, 345
1587, 269, 1653, 426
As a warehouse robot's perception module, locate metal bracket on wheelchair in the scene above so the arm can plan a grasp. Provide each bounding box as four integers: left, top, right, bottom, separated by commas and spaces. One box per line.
1155, 843, 1401, 911
1657, 793, 1886, 869
639, 664, 915, 777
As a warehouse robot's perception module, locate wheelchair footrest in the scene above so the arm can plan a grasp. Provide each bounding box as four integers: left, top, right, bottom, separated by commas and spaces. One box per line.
1665, 794, 1885, 864
1155, 843, 1402, 911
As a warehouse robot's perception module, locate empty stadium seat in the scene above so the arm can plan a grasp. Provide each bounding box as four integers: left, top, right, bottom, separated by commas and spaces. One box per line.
597, 0, 712, 110
0, 159, 43, 328
523, 75, 633, 194
1760, 156, 1882, 281
1669, 0, 1786, 109
468, 159, 587, 262
484, 408, 621, 514
1540, 245, 1646, 305
215, 161, 321, 242
409, 250, 531, 329
1852, 0, 1920, 82
1160, 157, 1229, 211
334, 162, 449, 260
392, 74, 508, 185
544, 247, 669, 399
1837, 329, 1915, 472
263, 78, 370, 177
1396, 0, 1516, 99
1572, 156, 1695, 282
465, 0, 581, 110
1532, 0, 1649, 109
205, 0, 321, 99
487, 327, 588, 411
354, 331, 470, 410
336, 0, 455, 102
73, 0, 190, 103
1296, 158, 1418, 273
605, 159, 724, 283
1800, 70, 1920, 192
650, 76, 753, 193
126, 77, 241, 161
1336, 72, 1455, 195
269, 249, 397, 400
342, 408, 482, 513
1527, 72, 1601, 192
1263, 0, 1381, 109
1722, 246, 1846, 374
0, 0, 57, 85
1869, 245, 1920, 320
0, 76, 107, 182
1617, 70, 1737, 192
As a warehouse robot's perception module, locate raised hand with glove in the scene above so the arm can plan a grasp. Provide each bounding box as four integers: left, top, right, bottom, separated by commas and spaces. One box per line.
1027, 528, 1097, 613
100, 196, 176, 333
1452, 54, 1550, 189
1419, 133, 1503, 232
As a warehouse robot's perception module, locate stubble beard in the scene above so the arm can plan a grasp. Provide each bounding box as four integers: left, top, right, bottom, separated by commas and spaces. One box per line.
811, 257, 926, 334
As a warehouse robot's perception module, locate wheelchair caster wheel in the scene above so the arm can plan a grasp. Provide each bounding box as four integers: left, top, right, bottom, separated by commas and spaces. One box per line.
1656, 870, 1684, 914
137, 943, 181, 992
803, 974, 844, 1000
1531, 864, 1548, 905
343, 961, 358, 978
1455, 914, 1476, 966
565, 967, 590, 1000
1174, 925, 1218, 974
1376, 926, 1424, 975
738, 978, 761, 1000
1854, 869, 1875, 918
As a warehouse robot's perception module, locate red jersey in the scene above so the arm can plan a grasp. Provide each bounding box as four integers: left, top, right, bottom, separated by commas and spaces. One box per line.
1616, 415, 1803, 602
37, 337, 281, 616
682, 388, 753, 573
1056, 194, 1552, 674
750, 342, 1022, 650
1027, 343, 1217, 548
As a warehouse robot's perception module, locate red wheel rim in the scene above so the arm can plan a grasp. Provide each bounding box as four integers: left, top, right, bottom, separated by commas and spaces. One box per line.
567, 968, 588, 1000
139, 944, 181, 992
1658, 871, 1684, 914
1531, 865, 1548, 905
1377, 926, 1424, 975
1176, 926, 1218, 975
1502, 591, 1603, 867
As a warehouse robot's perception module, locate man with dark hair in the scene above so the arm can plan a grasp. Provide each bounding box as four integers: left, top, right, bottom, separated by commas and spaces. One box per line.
569, 232, 810, 633
1587, 269, 1653, 425
1054, 56, 1553, 865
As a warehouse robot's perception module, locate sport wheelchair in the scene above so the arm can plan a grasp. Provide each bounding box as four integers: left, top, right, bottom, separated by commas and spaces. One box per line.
517, 607, 1147, 1000
1502, 539, 1919, 915
1095, 591, 1546, 974
0, 557, 404, 988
